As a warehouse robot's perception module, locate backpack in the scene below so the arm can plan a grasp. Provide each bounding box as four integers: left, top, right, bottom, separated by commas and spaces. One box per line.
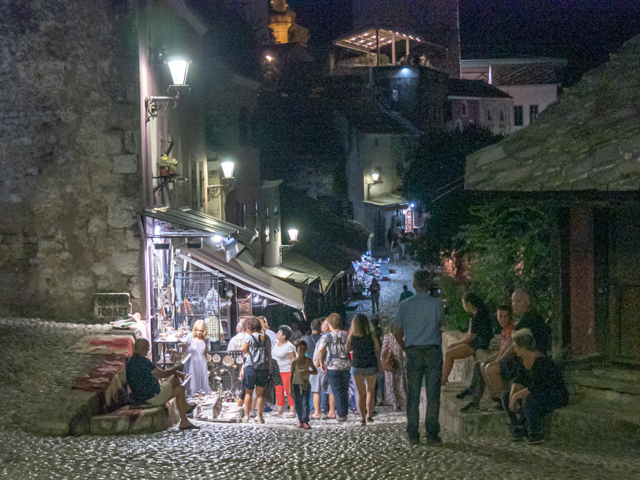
248, 333, 269, 370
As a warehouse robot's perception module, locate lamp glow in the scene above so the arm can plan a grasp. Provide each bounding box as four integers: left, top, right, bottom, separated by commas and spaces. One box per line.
167, 59, 190, 86
288, 228, 299, 243
371, 172, 380, 182
221, 161, 235, 179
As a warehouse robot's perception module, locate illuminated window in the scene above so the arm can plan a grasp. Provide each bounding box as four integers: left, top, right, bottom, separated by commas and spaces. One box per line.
241, 204, 246, 229
265, 207, 270, 242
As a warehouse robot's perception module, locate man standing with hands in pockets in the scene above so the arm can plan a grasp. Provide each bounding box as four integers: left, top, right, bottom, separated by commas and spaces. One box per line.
395, 270, 444, 445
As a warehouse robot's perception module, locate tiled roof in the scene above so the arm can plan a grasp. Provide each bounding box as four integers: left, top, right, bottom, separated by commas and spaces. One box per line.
333, 88, 422, 135
448, 79, 512, 99
465, 35, 640, 193
492, 62, 565, 86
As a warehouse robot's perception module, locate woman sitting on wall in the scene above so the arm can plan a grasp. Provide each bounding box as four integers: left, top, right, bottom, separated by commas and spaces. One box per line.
441, 292, 493, 386
503, 329, 568, 443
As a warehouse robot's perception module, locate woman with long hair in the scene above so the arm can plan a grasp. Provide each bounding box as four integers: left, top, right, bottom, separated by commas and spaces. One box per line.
380, 322, 406, 411
347, 314, 381, 425
183, 319, 209, 396
441, 292, 494, 386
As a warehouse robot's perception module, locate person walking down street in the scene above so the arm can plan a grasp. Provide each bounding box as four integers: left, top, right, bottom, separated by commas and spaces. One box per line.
182, 320, 210, 396
271, 325, 297, 418
458, 304, 515, 412
369, 278, 381, 315
241, 317, 272, 424
290, 340, 317, 429
317, 313, 352, 422
503, 329, 568, 443
399, 285, 414, 303
380, 324, 406, 411
441, 292, 494, 386
347, 314, 381, 425
126, 338, 197, 430
395, 269, 444, 445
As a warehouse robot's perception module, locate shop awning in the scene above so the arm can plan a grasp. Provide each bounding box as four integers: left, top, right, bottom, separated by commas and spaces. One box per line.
142, 206, 257, 245
364, 194, 408, 210
174, 242, 305, 312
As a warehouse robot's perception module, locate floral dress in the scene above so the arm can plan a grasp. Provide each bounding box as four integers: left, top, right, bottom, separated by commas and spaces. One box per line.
381, 333, 406, 410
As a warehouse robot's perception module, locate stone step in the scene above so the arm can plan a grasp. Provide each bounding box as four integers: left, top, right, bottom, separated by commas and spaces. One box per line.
90, 400, 179, 435
568, 367, 640, 398
439, 383, 640, 444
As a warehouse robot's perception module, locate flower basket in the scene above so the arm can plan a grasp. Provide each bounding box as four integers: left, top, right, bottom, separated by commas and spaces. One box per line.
159, 165, 176, 177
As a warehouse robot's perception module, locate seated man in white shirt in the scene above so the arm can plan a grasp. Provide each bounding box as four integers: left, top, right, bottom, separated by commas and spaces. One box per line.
227, 319, 249, 351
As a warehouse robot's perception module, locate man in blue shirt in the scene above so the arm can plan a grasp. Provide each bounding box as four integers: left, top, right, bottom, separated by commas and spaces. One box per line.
395, 269, 444, 445
126, 338, 197, 430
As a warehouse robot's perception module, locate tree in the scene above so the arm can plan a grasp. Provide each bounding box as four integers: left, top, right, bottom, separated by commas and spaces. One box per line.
402, 126, 502, 265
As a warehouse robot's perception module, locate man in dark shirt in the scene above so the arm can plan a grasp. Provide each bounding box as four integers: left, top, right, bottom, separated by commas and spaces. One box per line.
126, 338, 197, 430
399, 285, 414, 303
488, 289, 552, 403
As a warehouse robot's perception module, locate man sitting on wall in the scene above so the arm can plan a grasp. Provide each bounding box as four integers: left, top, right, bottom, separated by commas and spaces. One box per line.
126, 338, 197, 430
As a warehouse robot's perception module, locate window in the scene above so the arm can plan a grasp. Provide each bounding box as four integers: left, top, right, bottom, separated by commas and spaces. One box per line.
500, 109, 505, 122
486, 108, 492, 122
265, 207, 270, 242
514, 106, 523, 126
461, 101, 468, 117
240, 204, 246, 229
529, 104, 539, 122
253, 201, 259, 232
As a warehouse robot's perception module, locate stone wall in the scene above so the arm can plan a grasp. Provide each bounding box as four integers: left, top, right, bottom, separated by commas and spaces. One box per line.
0, 1, 142, 320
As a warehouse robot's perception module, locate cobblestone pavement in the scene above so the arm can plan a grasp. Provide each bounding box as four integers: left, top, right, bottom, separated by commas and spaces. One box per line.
354, 259, 417, 322
2, 282, 640, 480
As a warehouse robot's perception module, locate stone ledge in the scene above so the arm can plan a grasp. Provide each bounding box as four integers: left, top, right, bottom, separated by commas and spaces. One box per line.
439, 384, 640, 444
90, 400, 179, 435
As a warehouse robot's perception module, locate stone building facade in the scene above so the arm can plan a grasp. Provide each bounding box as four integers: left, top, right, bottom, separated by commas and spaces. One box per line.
0, 1, 141, 319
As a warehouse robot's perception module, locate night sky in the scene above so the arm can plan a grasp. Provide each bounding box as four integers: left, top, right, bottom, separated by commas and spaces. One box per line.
288, 0, 640, 84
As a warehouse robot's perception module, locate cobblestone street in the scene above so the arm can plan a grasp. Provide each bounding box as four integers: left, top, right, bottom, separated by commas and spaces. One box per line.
1, 263, 640, 479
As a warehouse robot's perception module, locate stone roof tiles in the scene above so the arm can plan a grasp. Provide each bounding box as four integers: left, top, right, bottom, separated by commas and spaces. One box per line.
465, 35, 640, 193
448, 79, 512, 99
492, 62, 565, 86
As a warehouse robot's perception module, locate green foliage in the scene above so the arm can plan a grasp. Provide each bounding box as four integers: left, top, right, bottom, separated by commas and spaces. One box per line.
455, 204, 555, 322
439, 275, 469, 332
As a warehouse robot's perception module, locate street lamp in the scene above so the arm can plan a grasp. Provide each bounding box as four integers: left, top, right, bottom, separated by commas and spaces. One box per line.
146, 55, 192, 121
367, 170, 383, 198
280, 227, 300, 255
208, 160, 236, 199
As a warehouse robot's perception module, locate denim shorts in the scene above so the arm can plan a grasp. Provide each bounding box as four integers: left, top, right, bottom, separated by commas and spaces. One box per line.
351, 366, 378, 377
243, 366, 269, 390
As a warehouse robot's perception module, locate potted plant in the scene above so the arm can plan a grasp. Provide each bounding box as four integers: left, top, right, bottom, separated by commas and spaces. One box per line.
159, 154, 178, 177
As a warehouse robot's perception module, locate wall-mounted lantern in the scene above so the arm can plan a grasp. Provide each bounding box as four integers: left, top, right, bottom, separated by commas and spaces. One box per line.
146, 55, 192, 121
367, 170, 383, 198
208, 159, 236, 200
280, 227, 299, 255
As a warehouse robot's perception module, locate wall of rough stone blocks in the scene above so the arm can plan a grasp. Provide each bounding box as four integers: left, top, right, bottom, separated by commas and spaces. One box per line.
0, 1, 142, 320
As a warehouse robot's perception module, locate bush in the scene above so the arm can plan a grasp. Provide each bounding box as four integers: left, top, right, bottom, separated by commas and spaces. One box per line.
439, 275, 469, 332
455, 204, 555, 322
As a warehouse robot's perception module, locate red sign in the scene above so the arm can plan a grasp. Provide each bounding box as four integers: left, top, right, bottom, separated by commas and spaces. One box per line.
405, 209, 413, 231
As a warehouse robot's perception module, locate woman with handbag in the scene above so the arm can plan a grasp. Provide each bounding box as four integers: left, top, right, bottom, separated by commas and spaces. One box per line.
380, 324, 406, 411
317, 313, 351, 422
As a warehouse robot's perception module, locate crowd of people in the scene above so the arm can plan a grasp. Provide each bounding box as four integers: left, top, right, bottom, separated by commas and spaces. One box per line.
125, 269, 568, 443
